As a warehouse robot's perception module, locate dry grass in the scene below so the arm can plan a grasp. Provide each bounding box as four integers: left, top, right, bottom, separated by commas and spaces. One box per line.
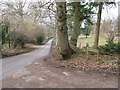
2, 44, 38, 58
77, 35, 106, 48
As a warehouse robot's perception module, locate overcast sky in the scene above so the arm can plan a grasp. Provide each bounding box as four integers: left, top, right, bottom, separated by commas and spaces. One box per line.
0, 0, 119, 21
101, 2, 118, 20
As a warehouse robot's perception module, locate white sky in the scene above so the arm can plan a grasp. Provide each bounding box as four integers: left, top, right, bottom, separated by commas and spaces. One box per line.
0, 0, 119, 20
101, 3, 118, 20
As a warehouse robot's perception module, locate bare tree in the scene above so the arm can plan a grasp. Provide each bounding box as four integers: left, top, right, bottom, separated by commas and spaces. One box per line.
94, 2, 103, 48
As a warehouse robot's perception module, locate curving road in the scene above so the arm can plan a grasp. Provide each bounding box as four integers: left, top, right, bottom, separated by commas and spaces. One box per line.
1, 39, 118, 88
1, 39, 53, 79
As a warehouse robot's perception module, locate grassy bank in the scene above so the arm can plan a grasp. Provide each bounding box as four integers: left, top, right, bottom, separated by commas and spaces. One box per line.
2, 44, 41, 58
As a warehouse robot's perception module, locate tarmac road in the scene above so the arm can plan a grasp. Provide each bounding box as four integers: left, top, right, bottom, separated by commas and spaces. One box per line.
1, 39, 53, 79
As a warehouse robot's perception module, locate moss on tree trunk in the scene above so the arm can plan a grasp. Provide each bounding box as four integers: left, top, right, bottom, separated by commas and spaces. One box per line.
70, 2, 80, 51
56, 2, 74, 59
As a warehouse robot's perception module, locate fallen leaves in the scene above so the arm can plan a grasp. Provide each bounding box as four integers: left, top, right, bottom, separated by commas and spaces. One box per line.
50, 46, 118, 76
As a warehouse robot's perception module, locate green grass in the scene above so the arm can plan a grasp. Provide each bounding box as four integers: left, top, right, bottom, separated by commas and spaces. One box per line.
77, 35, 106, 48
52, 39, 56, 45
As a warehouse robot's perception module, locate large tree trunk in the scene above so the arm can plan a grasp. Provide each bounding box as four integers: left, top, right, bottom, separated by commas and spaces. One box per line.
70, 2, 80, 50
56, 2, 74, 59
8, 34, 11, 49
118, 5, 120, 44
94, 2, 103, 48
55, 19, 59, 47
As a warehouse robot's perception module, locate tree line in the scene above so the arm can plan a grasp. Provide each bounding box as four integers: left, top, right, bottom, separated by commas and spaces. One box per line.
0, 0, 118, 59
55, 1, 117, 59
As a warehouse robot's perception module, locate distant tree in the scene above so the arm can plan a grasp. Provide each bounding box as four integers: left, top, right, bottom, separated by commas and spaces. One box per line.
101, 19, 118, 42
81, 27, 92, 38
92, 2, 116, 48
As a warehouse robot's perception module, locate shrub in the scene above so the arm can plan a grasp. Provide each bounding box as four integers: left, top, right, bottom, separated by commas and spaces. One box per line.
0, 22, 9, 45
36, 33, 45, 45
9, 31, 27, 48
98, 41, 120, 53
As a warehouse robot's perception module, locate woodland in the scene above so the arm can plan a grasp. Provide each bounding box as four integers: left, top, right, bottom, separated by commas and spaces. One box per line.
0, 0, 119, 75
